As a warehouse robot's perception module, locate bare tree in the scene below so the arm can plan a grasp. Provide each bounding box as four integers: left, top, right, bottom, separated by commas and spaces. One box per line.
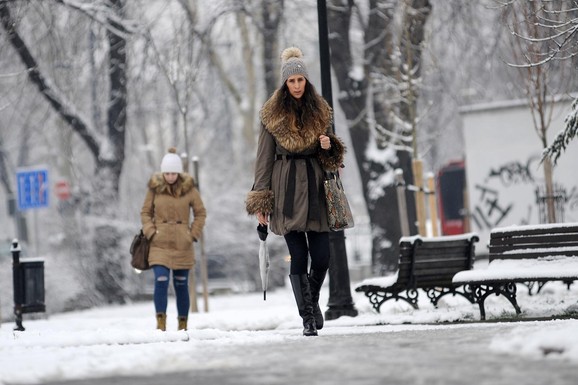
0, 0, 132, 303
499, 0, 578, 222
505, 0, 578, 164
261, 0, 284, 97
144, 0, 203, 161
328, 0, 431, 271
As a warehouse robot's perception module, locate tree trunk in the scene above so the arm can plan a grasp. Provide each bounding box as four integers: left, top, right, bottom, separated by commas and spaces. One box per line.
1, 0, 129, 304
328, 0, 419, 271
261, 0, 284, 97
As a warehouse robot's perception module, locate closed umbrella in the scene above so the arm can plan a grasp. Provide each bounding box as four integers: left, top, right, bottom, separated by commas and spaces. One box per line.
257, 224, 270, 300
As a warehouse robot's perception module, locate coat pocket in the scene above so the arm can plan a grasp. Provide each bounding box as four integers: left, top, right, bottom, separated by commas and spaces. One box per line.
176, 224, 193, 251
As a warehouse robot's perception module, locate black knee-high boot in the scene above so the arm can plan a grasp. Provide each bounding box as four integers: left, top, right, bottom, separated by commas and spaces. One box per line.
289, 274, 318, 336
308, 269, 327, 330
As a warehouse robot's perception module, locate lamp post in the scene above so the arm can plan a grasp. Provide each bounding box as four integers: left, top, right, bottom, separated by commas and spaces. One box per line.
317, 0, 358, 320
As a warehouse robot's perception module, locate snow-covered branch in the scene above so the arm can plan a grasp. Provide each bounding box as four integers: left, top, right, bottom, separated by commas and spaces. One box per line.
0, 2, 101, 157
55, 0, 140, 37
542, 97, 578, 165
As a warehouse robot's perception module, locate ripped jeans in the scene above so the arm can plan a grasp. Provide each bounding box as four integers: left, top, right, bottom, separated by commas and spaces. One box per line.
152, 265, 190, 317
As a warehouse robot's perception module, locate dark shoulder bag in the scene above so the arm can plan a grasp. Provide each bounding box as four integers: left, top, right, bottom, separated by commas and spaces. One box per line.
130, 229, 150, 271
131, 191, 154, 271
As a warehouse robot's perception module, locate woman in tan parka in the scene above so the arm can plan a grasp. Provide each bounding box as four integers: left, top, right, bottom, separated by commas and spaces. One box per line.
141, 147, 206, 331
246, 47, 345, 336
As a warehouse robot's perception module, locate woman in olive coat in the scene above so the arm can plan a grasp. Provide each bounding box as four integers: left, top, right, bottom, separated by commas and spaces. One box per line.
246, 47, 345, 336
141, 147, 206, 331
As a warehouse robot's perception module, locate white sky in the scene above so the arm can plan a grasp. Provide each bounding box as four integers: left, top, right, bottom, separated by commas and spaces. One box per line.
1, 276, 577, 384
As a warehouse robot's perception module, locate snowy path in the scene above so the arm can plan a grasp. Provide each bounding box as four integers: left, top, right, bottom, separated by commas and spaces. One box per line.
39, 321, 577, 385
2, 281, 578, 385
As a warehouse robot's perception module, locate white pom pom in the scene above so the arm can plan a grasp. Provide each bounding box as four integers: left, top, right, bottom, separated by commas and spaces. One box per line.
281, 47, 303, 62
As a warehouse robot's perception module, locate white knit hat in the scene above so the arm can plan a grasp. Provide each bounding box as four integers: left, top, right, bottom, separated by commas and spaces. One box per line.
281, 47, 309, 85
160, 147, 183, 173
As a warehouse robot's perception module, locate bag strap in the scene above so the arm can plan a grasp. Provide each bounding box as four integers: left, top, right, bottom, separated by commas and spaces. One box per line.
324, 171, 338, 180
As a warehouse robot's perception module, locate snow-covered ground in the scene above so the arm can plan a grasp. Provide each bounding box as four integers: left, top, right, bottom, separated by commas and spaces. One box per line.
0, 276, 577, 384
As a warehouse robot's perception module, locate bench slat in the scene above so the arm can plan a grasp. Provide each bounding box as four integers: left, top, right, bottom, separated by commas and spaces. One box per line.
491, 224, 578, 238
489, 247, 578, 260
413, 251, 473, 261
490, 233, 578, 247
414, 259, 470, 269
414, 240, 473, 249
490, 244, 578, 254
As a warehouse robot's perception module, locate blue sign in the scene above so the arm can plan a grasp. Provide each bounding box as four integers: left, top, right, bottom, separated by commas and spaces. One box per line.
17, 169, 49, 211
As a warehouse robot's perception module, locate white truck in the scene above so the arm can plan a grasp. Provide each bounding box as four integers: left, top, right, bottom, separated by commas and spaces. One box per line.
459, 95, 578, 255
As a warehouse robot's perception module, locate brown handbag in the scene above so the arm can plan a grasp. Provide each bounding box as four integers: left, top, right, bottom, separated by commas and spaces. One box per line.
323, 172, 354, 231
130, 229, 150, 271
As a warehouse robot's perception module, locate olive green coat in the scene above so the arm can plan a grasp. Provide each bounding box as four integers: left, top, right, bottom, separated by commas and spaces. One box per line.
141, 173, 206, 270
246, 89, 345, 235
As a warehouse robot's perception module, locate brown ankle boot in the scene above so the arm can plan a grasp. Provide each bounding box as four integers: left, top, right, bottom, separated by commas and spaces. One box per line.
178, 316, 188, 331
156, 313, 167, 331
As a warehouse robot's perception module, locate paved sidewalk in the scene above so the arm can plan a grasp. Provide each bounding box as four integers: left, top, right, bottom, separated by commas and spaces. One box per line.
43, 322, 576, 385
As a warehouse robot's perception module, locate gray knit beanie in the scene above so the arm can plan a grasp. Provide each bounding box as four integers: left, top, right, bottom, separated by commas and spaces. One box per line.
280, 47, 309, 85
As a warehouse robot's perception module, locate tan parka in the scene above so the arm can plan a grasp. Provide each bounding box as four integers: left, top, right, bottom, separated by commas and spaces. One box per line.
141, 173, 206, 270
246, 89, 345, 235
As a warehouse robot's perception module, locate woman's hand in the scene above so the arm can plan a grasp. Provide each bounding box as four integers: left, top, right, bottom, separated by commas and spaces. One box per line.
319, 135, 331, 150
257, 212, 269, 226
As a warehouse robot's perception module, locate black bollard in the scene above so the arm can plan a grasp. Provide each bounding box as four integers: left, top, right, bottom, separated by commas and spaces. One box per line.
325, 231, 359, 320
11, 238, 25, 331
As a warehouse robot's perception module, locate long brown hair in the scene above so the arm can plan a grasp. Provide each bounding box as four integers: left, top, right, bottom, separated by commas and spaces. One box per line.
280, 81, 325, 129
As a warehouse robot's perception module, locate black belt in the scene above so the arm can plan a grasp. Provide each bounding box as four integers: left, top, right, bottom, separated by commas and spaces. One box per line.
275, 154, 315, 161
162, 220, 182, 224
276, 154, 320, 220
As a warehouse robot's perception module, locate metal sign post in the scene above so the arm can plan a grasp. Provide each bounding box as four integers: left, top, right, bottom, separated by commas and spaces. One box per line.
16, 168, 49, 256
16, 168, 49, 211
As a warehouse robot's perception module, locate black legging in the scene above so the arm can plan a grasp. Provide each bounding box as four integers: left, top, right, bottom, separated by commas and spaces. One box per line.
284, 231, 330, 275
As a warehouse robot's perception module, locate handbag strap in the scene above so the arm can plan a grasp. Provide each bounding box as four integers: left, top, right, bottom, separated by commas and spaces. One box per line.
324, 171, 338, 180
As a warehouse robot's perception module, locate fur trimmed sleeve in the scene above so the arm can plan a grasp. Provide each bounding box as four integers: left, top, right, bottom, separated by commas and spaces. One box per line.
246, 124, 276, 215
317, 133, 345, 171
246, 190, 274, 215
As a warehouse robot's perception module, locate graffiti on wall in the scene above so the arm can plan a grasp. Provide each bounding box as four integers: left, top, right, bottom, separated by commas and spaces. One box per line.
470, 155, 577, 232
486, 156, 539, 186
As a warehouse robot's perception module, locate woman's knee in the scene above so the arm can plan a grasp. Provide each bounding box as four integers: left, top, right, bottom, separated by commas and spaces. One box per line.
173, 270, 189, 289
307, 232, 330, 270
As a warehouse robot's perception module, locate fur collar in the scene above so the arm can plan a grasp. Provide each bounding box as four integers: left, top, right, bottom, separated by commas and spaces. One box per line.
148, 173, 195, 197
260, 89, 332, 153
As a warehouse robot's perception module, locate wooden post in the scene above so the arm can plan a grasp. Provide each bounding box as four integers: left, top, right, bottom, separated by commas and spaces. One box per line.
412, 159, 427, 236
192, 157, 209, 313
463, 185, 471, 233
198, 233, 209, 313
427, 173, 439, 237
189, 269, 199, 312
395, 169, 410, 237
182, 153, 199, 313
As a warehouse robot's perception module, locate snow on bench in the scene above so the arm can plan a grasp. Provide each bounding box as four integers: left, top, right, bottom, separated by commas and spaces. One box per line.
355, 233, 479, 313
452, 223, 578, 320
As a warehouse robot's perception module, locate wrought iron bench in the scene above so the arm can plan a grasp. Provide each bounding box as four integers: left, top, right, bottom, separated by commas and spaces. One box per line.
355, 233, 479, 313
453, 223, 578, 320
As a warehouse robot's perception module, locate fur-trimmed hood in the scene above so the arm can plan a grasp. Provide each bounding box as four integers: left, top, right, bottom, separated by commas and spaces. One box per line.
147, 173, 196, 197
259, 89, 332, 153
